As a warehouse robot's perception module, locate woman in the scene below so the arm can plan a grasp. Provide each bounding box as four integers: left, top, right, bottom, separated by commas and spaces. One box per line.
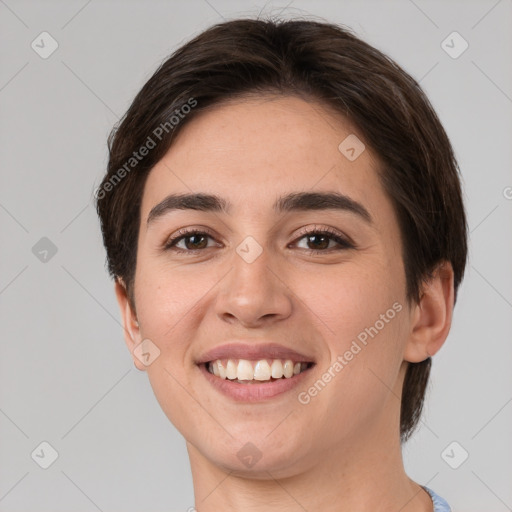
96, 18, 467, 512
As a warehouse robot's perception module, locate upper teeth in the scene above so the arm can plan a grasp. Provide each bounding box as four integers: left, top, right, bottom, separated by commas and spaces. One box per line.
208, 359, 309, 381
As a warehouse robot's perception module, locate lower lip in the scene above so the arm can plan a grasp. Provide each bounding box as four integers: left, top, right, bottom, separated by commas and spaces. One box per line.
198, 363, 314, 402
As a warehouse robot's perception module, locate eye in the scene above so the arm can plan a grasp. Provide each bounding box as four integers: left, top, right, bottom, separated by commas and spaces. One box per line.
164, 228, 219, 252
292, 226, 354, 254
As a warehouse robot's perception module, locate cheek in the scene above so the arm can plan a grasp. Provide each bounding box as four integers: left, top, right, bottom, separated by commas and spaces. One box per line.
295, 261, 407, 404
295, 260, 405, 348
135, 258, 205, 338
133, 258, 231, 379
132, 262, 213, 436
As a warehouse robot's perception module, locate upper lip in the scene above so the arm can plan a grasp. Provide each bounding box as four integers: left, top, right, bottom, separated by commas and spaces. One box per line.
196, 342, 316, 365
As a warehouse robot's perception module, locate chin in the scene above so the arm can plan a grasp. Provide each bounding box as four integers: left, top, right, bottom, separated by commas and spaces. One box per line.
201, 434, 311, 478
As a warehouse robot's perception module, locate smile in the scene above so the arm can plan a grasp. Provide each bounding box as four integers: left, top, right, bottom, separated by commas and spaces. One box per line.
206, 358, 314, 383
199, 358, 315, 402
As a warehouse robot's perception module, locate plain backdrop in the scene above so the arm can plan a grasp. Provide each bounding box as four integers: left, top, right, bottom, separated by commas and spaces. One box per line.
1, 0, 511, 511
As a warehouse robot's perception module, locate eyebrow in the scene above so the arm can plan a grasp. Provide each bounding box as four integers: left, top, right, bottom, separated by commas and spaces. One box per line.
146, 191, 372, 226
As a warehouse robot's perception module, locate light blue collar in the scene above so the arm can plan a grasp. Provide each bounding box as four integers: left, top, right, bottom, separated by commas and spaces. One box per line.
422, 486, 451, 512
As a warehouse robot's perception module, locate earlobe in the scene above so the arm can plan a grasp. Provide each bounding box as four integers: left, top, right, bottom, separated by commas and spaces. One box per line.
404, 262, 455, 363
114, 278, 146, 371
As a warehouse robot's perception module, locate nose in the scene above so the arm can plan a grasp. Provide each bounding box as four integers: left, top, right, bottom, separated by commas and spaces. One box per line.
214, 244, 293, 328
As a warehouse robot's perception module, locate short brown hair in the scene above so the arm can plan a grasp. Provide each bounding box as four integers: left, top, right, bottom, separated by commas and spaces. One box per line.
96, 18, 468, 442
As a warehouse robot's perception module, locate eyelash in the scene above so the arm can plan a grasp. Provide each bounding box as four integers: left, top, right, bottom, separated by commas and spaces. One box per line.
163, 225, 355, 255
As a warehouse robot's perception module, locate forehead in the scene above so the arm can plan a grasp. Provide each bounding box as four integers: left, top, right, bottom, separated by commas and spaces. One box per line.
140, 94, 386, 219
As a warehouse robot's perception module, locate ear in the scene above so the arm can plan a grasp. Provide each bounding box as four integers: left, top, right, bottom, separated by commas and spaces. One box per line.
404, 261, 455, 363
114, 278, 145, 371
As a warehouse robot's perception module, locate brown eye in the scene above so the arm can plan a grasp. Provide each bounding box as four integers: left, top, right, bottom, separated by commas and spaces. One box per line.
305, 233, 331, 250
164, 229, 218, 252
181, 234, 209, 250
293, 228, 354, 254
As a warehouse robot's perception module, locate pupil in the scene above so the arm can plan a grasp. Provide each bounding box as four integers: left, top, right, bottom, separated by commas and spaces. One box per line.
308, 234, 329, 250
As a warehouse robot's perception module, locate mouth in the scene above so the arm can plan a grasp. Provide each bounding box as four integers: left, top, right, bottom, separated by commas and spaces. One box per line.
196, 342, 316, 401
197, 356, 316, 402
203, 358, 315, 383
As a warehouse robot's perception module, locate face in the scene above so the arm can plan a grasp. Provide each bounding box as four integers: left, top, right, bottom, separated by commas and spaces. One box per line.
122, 95, 415, 477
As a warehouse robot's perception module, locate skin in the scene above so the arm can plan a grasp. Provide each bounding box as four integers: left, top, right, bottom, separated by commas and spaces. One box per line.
115, 95, 455, 512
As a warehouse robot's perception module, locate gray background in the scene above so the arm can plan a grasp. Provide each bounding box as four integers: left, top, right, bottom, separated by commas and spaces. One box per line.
1, 0, 511, 510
